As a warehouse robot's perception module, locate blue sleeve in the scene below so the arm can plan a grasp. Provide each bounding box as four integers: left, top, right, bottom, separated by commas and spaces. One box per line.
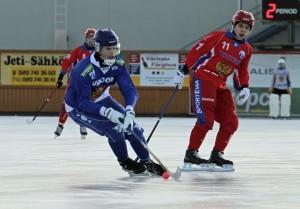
74, 72, 101, 115
116, 66, 138, 107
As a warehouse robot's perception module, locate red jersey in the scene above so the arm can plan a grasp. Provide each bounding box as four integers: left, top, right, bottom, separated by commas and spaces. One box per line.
61, 43, 94, 73
186, 30, 253, 88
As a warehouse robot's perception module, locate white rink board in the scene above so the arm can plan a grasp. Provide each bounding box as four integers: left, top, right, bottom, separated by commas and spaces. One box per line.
0, 116, 299, 209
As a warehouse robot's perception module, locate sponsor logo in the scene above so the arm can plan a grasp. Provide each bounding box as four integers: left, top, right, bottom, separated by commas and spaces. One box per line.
220, 51, 241, 65
239, 51, 246, 59
194, 79, 202, 114
202, 97, 215, 102
3, 55, 64, 66
92, 77, 114, 86
76, 113, 92, 123
81, 64, 94, 77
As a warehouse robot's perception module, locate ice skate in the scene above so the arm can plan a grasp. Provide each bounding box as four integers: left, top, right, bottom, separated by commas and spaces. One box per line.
181, 149, 211, 171
119, 158, 147, 176
54, 124, 64, 138
80, 126, 88, 140
209, 150, 235, 172
141, 159, 165, 176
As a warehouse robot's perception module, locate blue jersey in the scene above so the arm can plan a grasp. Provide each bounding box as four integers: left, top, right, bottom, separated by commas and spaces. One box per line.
64, 52, 138, 115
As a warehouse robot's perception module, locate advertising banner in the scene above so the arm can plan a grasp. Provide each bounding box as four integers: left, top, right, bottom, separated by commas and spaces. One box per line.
140, 53, 178, 86
1, 52, 65, 86
128, 52, 140, 75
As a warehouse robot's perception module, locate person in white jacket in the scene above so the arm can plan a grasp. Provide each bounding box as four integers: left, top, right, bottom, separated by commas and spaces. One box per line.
269, 58, 292, 119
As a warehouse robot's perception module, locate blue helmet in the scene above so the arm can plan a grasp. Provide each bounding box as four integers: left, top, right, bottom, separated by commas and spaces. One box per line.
94, 28, 120, 52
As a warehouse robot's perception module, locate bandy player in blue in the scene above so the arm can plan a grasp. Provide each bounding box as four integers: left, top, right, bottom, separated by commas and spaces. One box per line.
64, 28, 165, 176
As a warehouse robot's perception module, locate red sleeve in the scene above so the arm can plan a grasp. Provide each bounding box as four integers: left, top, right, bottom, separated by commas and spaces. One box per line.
237, 45, 253, 87
185, 30, 224, 70
61, 46, 81, 73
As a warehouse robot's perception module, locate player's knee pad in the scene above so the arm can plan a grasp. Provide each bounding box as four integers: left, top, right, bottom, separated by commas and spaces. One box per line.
280, 94, 291, 117
269, 94, 279, 117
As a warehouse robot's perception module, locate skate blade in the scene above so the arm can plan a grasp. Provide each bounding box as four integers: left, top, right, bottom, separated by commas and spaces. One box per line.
81, 135, 86, 140
127, 170, 152, 177
209, 164, 235, 172
180, 163, 213, 171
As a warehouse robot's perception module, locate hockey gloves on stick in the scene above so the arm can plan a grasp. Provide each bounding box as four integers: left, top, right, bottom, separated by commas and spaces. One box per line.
100, 107, 124, 125
123, 106, 135, 132
237, 88, 250, 105
174, 71, 184, 89
56, 72, 64, 88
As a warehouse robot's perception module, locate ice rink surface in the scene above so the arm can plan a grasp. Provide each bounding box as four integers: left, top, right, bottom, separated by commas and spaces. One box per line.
0, 116, 299, 209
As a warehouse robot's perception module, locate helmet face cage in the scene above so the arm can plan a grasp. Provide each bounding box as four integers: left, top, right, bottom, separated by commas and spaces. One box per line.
84, 28, 96, 47
85, 28, 96, 38
232, 10, 255, 29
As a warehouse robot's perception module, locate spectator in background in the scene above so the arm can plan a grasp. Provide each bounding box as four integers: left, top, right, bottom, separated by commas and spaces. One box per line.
269, 57, 292, 119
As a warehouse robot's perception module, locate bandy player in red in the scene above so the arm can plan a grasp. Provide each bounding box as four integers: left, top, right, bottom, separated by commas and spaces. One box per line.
54, 28, 96, 139
175, 10, 254, 171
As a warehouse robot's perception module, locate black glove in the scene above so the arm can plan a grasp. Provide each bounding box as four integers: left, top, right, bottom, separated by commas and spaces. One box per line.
180, 64, 189, 75
56, 73, 64, 88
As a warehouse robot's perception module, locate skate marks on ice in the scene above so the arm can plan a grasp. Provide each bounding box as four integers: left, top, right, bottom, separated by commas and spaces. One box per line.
71, 174, 224, 207
181, 163, 235, 172
71, 172, 245, 209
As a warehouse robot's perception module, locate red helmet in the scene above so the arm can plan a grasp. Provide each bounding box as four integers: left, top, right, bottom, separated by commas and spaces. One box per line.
84, 28, 96, 38
232, 10, 255, 28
